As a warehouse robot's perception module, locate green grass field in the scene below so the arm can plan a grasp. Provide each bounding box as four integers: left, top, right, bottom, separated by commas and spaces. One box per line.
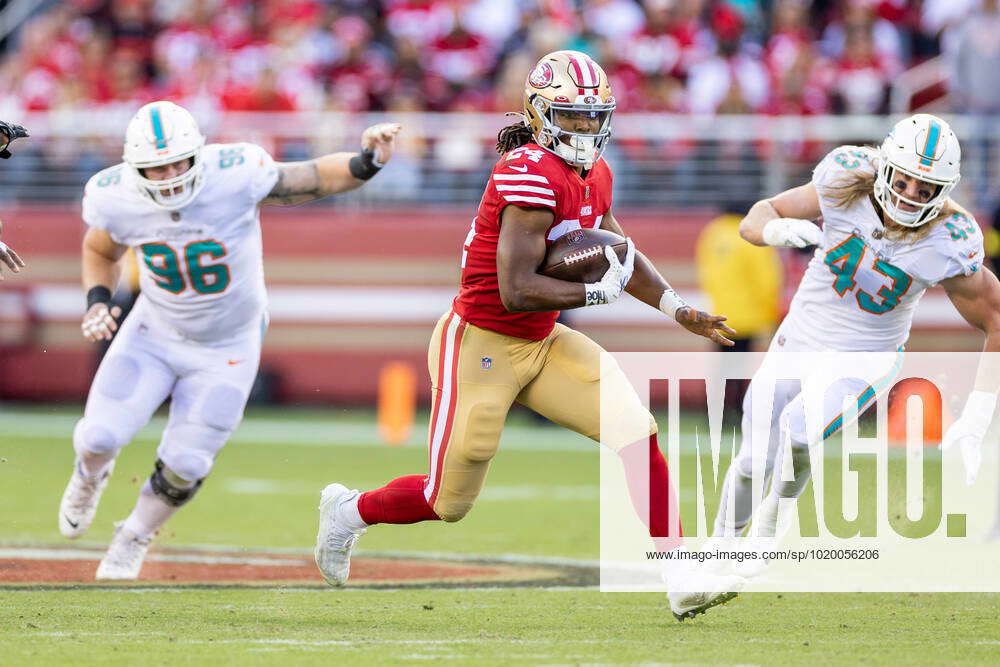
2, 405, 999, 665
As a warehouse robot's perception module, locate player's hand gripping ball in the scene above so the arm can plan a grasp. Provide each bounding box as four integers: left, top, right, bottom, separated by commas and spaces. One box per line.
541, 228, 629, 283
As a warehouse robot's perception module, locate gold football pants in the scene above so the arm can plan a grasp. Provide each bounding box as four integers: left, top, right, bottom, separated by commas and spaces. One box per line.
424, 310, 656, 522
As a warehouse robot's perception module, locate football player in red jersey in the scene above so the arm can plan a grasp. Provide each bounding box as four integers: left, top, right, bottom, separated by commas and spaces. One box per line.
315, 51, 742, 619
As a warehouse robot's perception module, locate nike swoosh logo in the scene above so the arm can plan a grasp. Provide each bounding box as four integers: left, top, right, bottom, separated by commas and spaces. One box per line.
227, 360, 245, 366
509, 164, 529, 172
64, 515, 79, 529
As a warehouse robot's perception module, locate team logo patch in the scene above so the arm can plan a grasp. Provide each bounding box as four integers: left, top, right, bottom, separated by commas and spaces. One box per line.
481, 357, 492, 370
528, 62, 553, 88
580, 205, 592, 216
583, 95, 597, 104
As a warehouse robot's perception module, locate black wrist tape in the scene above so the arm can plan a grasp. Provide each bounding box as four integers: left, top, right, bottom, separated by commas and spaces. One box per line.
348, 148, 383, 180
86, 286, 112, 309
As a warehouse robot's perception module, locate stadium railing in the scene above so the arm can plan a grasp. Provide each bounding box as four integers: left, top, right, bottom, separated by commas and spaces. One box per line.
1, 112, 997, 209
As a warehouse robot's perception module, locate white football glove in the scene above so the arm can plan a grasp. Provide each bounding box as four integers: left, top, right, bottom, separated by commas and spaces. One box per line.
584, 238, 636, 306
81, 302, 123, 342
762, 218, 822, 248
940, 391, 998, 486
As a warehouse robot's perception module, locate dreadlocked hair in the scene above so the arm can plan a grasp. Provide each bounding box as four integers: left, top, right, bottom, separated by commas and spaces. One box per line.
496, 113, 535, 155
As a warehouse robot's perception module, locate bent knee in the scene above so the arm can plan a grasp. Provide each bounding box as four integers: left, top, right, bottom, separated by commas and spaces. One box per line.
74, 419, 127, 455
160, 450, 214, 483
434, 498, 474, 523
199, 385, 247, 432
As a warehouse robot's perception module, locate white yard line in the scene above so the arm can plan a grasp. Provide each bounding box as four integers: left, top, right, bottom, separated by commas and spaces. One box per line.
0, 410, 592, 452
223, 477, 598, 501
0, 542, 600, 569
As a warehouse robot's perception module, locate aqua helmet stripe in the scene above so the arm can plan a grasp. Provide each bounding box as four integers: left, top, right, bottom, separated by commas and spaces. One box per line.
919, 119, 940, 168
150, 106, 167, 150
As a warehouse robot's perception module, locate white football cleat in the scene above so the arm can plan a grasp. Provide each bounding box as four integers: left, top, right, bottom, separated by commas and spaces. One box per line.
732, 536, 778, 579
95, 522, 151, 580
314, 483, 366, 586
699, 535, 742, 576
59, 459, 115, 539
668, 572, 745, 622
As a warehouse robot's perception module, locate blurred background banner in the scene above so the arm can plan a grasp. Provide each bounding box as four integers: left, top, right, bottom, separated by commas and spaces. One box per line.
1, 0, 999, 404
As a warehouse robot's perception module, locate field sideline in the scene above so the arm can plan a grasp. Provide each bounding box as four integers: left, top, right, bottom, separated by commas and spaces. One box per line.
3, 405, 999, 664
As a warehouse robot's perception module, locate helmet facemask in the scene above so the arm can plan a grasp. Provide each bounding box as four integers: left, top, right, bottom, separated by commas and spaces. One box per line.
530, 95, 614, 169
872, 114, 961, 228
522, 50, 616, 170
131, 149, 206, 210
873, 155, 958, 228
123, 101, 207, 210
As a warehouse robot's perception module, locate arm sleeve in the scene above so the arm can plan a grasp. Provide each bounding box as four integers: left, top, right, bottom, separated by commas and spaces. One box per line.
244, 143, 280, 203
492, 149, 561, 214
916, 214, 986, 285
812, 146, 875, 192
81, 184, 125, 244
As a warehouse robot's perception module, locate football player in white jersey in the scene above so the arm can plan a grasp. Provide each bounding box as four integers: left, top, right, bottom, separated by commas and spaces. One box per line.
709, 114, 1000, 563
58, 100, 400, 579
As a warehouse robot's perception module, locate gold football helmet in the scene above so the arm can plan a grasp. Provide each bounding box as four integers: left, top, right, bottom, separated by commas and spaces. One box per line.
522, 50, 615, 169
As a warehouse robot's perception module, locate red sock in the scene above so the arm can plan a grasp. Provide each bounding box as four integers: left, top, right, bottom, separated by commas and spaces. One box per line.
357, 474, 441, 525
619, 433, 683, 548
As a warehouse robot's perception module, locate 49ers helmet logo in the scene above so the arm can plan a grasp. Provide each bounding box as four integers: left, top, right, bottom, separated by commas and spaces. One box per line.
528, 62, 553, 88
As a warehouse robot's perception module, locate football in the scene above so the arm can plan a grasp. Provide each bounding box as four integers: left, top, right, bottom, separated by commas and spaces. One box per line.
540, 227, 629, 283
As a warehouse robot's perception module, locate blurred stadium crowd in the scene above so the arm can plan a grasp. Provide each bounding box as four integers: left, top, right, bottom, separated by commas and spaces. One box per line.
2, 0, 1000, 211
0, 0, 995, 117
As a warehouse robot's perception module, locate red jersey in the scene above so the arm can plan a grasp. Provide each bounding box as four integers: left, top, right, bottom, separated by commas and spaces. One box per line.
453, 143, 614, 341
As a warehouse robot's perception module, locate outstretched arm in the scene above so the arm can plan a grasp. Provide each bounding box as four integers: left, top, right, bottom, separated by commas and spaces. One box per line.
601, 211, 735, 346
740, 183, 822, 248
940, 266, 1000, 484
261, 123, 401, 206
942, 267, 1000, 387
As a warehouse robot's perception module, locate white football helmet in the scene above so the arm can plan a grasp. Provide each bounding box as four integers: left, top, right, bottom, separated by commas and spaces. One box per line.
873, 113, 961, 227
122, 101, 206, 210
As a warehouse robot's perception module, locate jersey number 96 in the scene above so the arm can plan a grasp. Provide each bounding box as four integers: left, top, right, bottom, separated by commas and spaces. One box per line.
141, 240, 231, 295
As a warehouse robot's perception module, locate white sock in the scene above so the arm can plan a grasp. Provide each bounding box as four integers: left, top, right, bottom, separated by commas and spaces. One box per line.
122, 480, 180, 540
750, 491, 797, 540
341, 492, 368, 530
78, 450, 116, 480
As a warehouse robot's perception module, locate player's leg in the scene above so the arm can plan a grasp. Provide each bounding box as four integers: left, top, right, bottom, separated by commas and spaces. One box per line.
515, 324, 742, 619
60, 314, 176, 539
315, 312, 520, 585
711, 375, 799, 538
740, 348, 904, 576
97, 334, 260, 580
515, 324, 677, 541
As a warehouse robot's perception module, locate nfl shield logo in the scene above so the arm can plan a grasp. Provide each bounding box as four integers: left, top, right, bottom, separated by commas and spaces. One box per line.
481, 357, 492, 370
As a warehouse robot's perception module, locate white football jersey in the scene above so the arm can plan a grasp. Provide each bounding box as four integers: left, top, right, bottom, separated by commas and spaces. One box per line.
83, 143, 279, 343
782, 145, 984, 351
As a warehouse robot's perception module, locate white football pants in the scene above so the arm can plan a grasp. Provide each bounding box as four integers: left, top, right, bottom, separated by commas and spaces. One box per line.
713, 322, 903, 536
73, 296, 263, 482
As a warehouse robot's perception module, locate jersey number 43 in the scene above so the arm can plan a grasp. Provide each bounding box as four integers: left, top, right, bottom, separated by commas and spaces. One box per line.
824, 235, 912, 315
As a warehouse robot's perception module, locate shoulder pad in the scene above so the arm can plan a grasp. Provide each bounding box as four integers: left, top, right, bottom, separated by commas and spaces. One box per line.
813, 145, 876, 189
